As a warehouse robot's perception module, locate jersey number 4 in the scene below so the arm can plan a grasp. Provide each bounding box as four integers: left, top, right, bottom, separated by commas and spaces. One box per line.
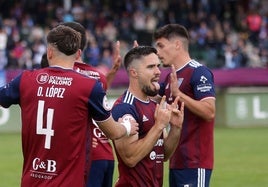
36, 100, 55, 149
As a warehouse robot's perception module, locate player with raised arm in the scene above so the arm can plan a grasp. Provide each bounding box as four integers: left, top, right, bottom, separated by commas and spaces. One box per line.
0, 25, 138, 187
40, 21, 125, 187
153, 23, 216, 187
111, 46, 184, 187
58, 21, 124, 187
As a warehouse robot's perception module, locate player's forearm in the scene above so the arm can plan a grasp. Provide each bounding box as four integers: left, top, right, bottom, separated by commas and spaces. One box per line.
111, 124, 129, 140
178, 92, 215, 121
105, 70, 117, 88
121, 125, 164, 167
97, 117, 129, 140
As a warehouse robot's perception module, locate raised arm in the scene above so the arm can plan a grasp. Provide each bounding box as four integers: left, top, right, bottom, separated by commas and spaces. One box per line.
106, 41, 122, 88
113, 96, 171, 167
106, 40, 140, 88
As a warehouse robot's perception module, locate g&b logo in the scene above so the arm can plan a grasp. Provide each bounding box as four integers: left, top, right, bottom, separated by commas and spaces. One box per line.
92, 120, 106, 138
32, 158, 57, 172
93, 126, 105, 138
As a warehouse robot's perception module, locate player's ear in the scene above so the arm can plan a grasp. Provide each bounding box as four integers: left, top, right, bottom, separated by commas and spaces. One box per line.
47, 46, 53, 60
175, 39, 181, 50
129, 68, 138, 78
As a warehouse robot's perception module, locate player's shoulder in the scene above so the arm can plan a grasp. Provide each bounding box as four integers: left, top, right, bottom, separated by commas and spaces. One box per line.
188, 60, 203, 69
113, 91, 134, 106
74, 62, 105, 79
113, 91, 140, 113
187, 60, 212, 74
112, 92, 138, 120
21, 68, 45, 80
74, 62, 96, 72
21, 68, 37, 75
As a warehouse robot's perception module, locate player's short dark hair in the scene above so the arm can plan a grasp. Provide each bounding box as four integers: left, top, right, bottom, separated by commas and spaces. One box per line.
124, 46, 157, 70
47, 25, 81, 56
153, 24, 189, 41
59, 22, 87, 51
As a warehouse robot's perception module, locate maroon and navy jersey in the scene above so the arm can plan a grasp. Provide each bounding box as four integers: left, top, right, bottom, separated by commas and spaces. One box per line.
159, 60, 215, 169
73, 62, 114, 162
0, 67, 111, 187
90, 122, 114, 161
112, 91, 165, 187
74, 62, 108, 90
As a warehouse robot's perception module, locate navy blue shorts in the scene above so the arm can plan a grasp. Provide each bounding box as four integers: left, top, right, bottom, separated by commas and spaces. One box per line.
169, 168, 212, 187
86, 160, 114, 187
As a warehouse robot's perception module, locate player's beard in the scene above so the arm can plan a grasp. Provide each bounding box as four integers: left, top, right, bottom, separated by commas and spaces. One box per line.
142, 85, 158, 97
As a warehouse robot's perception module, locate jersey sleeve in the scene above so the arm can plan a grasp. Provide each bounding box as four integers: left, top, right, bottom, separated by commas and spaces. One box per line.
0, 74, 22, 108
88, 81, 111, 122
191, 66, 216, 100
111, 103, 138, 122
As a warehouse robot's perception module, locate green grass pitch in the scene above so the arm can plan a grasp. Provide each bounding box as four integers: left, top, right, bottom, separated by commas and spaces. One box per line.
1, 127, 268, 187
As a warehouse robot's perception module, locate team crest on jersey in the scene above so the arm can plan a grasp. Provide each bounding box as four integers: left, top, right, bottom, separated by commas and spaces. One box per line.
36, 73, 49, 84
200, 75, 208, 83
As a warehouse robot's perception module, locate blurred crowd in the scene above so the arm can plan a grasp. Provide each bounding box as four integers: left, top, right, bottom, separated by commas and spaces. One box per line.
0, 0, 268, 71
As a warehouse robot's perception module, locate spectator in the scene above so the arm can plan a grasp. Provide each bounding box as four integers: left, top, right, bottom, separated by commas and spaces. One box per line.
246, 7, 262, 45
84, 39, 100, 66
0, 0, 268, 70
0, 26, 8, 69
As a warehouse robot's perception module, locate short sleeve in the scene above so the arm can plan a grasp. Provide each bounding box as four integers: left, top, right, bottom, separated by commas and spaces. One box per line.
88, 81, 111, 122
0, 74, 22, 108
191, 66, 215, 100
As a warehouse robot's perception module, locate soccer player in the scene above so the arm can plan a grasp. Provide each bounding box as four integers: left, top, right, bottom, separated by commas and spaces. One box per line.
0, 25, 138, 187
58, 21, 120, 187
40, 21, 123, 187
111, 46, 184, 187
153, 24, 216, 187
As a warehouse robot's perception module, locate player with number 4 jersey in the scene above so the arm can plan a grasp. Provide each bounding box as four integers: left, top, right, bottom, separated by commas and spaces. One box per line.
0, 67, 110, 187
0, 25, 138, 187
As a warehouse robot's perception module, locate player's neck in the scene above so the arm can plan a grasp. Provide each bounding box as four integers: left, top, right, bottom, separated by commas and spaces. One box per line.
75, 57, 84, 64
174, 55, 191, 70
128, 86, 149, 102
49, 59, 74, 69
